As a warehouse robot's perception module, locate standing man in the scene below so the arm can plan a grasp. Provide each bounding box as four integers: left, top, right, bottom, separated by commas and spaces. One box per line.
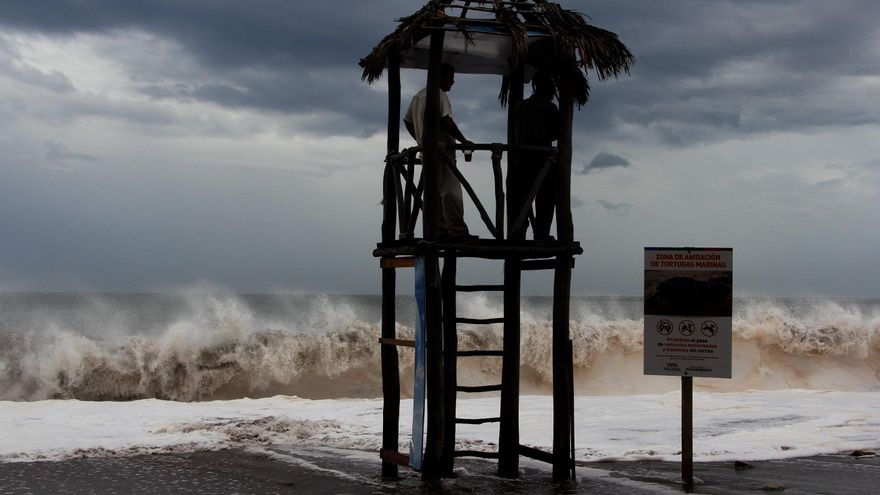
510, 73, 559, 240
404, 63, 475, 240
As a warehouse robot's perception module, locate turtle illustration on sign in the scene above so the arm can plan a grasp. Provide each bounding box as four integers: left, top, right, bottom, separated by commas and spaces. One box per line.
644, 273, 732, 317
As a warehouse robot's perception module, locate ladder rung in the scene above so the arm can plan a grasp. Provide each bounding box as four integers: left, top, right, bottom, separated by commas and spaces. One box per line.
379, 337, 415, 348
456, 317, 504, 325
380, 448, 410, 466
454, 450, 500, 459
455, 284, 504, 292
519, 444, 555, 464
456, 416, 500, 425
457, 384, 502, 393
457, 349, 504, 357
380, 257, 416, 269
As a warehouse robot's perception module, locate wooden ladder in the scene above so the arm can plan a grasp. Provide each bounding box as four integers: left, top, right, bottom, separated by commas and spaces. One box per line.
440, 255, 576, 477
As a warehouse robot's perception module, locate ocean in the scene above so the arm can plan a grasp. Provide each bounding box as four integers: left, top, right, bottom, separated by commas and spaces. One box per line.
1, 292, 878, 466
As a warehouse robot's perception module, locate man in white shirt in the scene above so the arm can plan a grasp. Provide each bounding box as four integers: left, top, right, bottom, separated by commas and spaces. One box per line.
404, 63, 475, 240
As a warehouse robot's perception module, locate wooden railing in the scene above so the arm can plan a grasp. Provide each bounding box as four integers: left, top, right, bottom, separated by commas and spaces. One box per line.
384, 143, 557, 241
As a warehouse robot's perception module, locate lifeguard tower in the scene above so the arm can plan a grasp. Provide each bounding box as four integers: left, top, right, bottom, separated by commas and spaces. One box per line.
359, 0, 633, 482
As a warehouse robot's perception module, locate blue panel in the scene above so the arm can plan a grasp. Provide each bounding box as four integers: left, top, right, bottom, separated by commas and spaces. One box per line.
409, 257, 427, 470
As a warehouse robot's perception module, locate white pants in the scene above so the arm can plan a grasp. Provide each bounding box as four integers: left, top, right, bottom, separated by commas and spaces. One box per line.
437, 152, 468, 237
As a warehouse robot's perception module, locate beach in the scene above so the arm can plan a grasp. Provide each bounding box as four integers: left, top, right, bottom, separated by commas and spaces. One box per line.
1, 448, 877, 494
1, 392, 879, 494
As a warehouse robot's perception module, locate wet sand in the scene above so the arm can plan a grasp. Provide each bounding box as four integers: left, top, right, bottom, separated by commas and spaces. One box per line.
0, 448, 877, 494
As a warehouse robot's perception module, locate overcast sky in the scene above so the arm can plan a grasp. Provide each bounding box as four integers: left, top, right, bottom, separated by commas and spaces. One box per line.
1, 1, 878, 297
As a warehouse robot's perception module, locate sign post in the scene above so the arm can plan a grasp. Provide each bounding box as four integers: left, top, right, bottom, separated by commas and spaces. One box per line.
643, 247, 732, 491
682, 374, 693, 490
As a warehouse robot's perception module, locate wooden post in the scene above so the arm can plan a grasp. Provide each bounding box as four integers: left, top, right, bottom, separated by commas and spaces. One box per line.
498, 258, 522, 477
505, 64, 524, 238
421, 27, 446, 482
682, 376, 694, 491
382, 165, 397, 243
552, 255, 573, 481
568, 339, 576, 480
380, 265, 399, 480
423, 254, 445, 480
388, 55, 401, 166
380, 54, 401, 481
382, 56, 400, 243
403, 153, 415, 236
556, 80, 574, 243
547, 70, 576, 482
441, 255, 458, 476
387, 57, 404, 236
491, 146, 504, 240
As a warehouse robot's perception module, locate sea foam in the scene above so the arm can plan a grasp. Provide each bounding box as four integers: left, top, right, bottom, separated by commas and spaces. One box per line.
2, 392, 878, 463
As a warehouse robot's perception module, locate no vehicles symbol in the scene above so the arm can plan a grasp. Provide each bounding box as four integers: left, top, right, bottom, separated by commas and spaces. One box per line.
657, 319, 673, 335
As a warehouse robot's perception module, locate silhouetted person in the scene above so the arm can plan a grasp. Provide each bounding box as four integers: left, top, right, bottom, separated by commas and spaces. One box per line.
404, 63, 475, 240
509, 73, 559, 240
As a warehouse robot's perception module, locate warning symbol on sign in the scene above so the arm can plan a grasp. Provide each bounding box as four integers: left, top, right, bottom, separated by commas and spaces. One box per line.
657, 319, 673, 335
701, 320, 718, 337
679, 320, 695, 336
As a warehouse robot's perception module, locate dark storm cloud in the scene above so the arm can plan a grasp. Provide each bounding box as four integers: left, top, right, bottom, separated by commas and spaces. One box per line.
4, 1, 880, 297
578, 0, 880, 145
7, 1, 878, 143
579, 152, 631, 174
591, 0, 880, 82
0, 0, 412, 135
0, 1, 401, 67
136, 69, 387, 136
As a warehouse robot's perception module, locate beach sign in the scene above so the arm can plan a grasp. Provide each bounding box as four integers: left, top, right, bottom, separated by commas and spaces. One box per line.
643, 246, 732, 490
643, 247, 732, 378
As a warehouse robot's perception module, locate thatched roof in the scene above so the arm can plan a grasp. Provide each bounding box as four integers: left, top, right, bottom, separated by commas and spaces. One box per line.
359, 0, 635, 106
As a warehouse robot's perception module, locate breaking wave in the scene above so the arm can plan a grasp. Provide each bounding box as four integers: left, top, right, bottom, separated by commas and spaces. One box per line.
0, 295, 877, 401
